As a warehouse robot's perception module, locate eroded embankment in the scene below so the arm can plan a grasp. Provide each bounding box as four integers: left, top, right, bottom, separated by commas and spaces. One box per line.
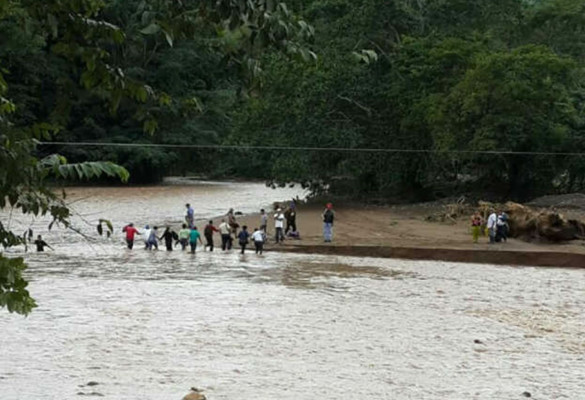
272, 245, 585, 268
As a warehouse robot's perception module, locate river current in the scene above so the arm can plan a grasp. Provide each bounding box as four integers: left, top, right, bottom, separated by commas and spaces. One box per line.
1, 181, 584, 399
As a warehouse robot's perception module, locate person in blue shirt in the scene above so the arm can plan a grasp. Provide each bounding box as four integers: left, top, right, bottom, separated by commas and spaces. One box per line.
189, 226, 203, 254
237, 225, 250, 254
185, 203, 195, 228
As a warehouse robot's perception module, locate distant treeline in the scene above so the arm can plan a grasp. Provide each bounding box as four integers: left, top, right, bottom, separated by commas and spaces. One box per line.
5, 0, 585, 200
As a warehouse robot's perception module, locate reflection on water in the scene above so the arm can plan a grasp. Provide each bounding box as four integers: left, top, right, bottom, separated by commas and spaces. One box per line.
1, 183, 585, 399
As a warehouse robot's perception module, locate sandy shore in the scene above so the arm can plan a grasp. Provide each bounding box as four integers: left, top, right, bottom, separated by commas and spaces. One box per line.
233, 203, 585, 268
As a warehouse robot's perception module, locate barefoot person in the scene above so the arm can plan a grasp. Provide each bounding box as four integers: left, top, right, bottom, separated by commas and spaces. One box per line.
322, 203, 335, 242
471, 211, 482, 243
122, 223, 140, 249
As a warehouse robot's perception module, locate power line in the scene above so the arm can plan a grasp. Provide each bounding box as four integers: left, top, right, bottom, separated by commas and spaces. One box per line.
38, 141, 585, 156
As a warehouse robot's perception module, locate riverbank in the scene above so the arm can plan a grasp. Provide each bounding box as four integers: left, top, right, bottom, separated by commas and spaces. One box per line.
235, 202, 585, 268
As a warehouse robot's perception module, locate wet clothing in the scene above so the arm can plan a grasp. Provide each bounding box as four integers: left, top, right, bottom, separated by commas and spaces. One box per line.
204, 224, 219, 251
186, 207, 194, 228
238, 230, 250, 254
252, 230, 265, 254
160, 229, 178, 251
147, 229, 158, 250
219, 222, 232, 250
123, 225, 139, 249
34, 240, 49, 252
189, 229, 201, 253
228, 212, 239, 234
178, 228, 190, 250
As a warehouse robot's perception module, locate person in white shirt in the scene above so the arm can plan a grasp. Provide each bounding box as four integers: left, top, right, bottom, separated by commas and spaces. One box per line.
218, 219, 232, 250
251, 228, 266, 254
274, 208, 285, 243
486, 210, 497, 244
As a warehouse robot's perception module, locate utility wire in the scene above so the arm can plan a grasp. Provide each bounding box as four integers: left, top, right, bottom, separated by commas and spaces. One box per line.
39, 141, 585, 157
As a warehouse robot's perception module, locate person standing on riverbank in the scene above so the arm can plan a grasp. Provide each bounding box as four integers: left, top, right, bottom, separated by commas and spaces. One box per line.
487, 209, 497, 244
204, 220, 219, 251
186, 203, 194, 228
219, 219, 232, 251
189, 226, 203, 254
122, 223, 140, 249
284, 203, 297, 235
238, 225, 250, 254
274, 208, 285, 243
227, 208, 239, 235
252, 228, 265, 255
323, 203, 335, 242
178, 224, 190, 251
160, 226, 178, 251
471, 212, 482, 243
260, 209, 268, 234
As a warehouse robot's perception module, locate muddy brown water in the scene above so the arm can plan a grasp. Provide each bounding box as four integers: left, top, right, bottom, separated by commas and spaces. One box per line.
1, 181, 585, 399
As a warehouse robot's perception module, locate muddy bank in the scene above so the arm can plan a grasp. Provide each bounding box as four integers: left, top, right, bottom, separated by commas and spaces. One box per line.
271, 244, 585, 268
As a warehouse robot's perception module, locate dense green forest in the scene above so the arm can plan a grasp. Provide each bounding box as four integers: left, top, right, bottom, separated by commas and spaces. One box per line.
3, 0, 585, 199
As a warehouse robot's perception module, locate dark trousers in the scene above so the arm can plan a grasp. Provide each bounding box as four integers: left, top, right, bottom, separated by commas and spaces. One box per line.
126, 239, 134, 249
255, 241, 263, 254
221, 234, 231, 250
190, 242, 197, 253
285, 220, 296, 234
180, 239, 187, 250
240, 242, 247, 254
275, 227, 284, 243
165, 240, 173, 251
205, 234, 214, 251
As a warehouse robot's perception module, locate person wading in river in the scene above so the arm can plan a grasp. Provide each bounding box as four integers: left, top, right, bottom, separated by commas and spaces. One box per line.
322, 203, 335, 242
189, 226, 203, 254
160, 226, 178, 251
178, 224, 190, 251
204, 220, 219, 251
122, 223, 140, 249
34, 235, 53, 252
238, 225, 250, 254
185, 203, 194, 229
227, 208, 239, 235
219, 219, 232, 251
251, 228, 265, 255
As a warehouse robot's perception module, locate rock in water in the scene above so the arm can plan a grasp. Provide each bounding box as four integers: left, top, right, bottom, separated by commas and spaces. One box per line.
182, 387, 206, 400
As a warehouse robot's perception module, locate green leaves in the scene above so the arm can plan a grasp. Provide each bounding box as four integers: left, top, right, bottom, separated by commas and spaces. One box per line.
0, 256, 37, 315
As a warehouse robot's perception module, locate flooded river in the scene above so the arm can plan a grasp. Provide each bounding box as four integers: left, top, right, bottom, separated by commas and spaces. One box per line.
1, 181, 585, 399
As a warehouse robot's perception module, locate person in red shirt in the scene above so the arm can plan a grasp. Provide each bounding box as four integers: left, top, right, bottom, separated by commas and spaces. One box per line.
203, 220, 219, 251
122, 223, 140, 249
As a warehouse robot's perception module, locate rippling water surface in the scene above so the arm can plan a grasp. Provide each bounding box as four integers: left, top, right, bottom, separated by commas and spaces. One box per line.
1, 182, 584, 399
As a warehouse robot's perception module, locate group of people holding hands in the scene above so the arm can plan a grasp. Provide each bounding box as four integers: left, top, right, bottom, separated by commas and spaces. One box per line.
121, 202, 306, 255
